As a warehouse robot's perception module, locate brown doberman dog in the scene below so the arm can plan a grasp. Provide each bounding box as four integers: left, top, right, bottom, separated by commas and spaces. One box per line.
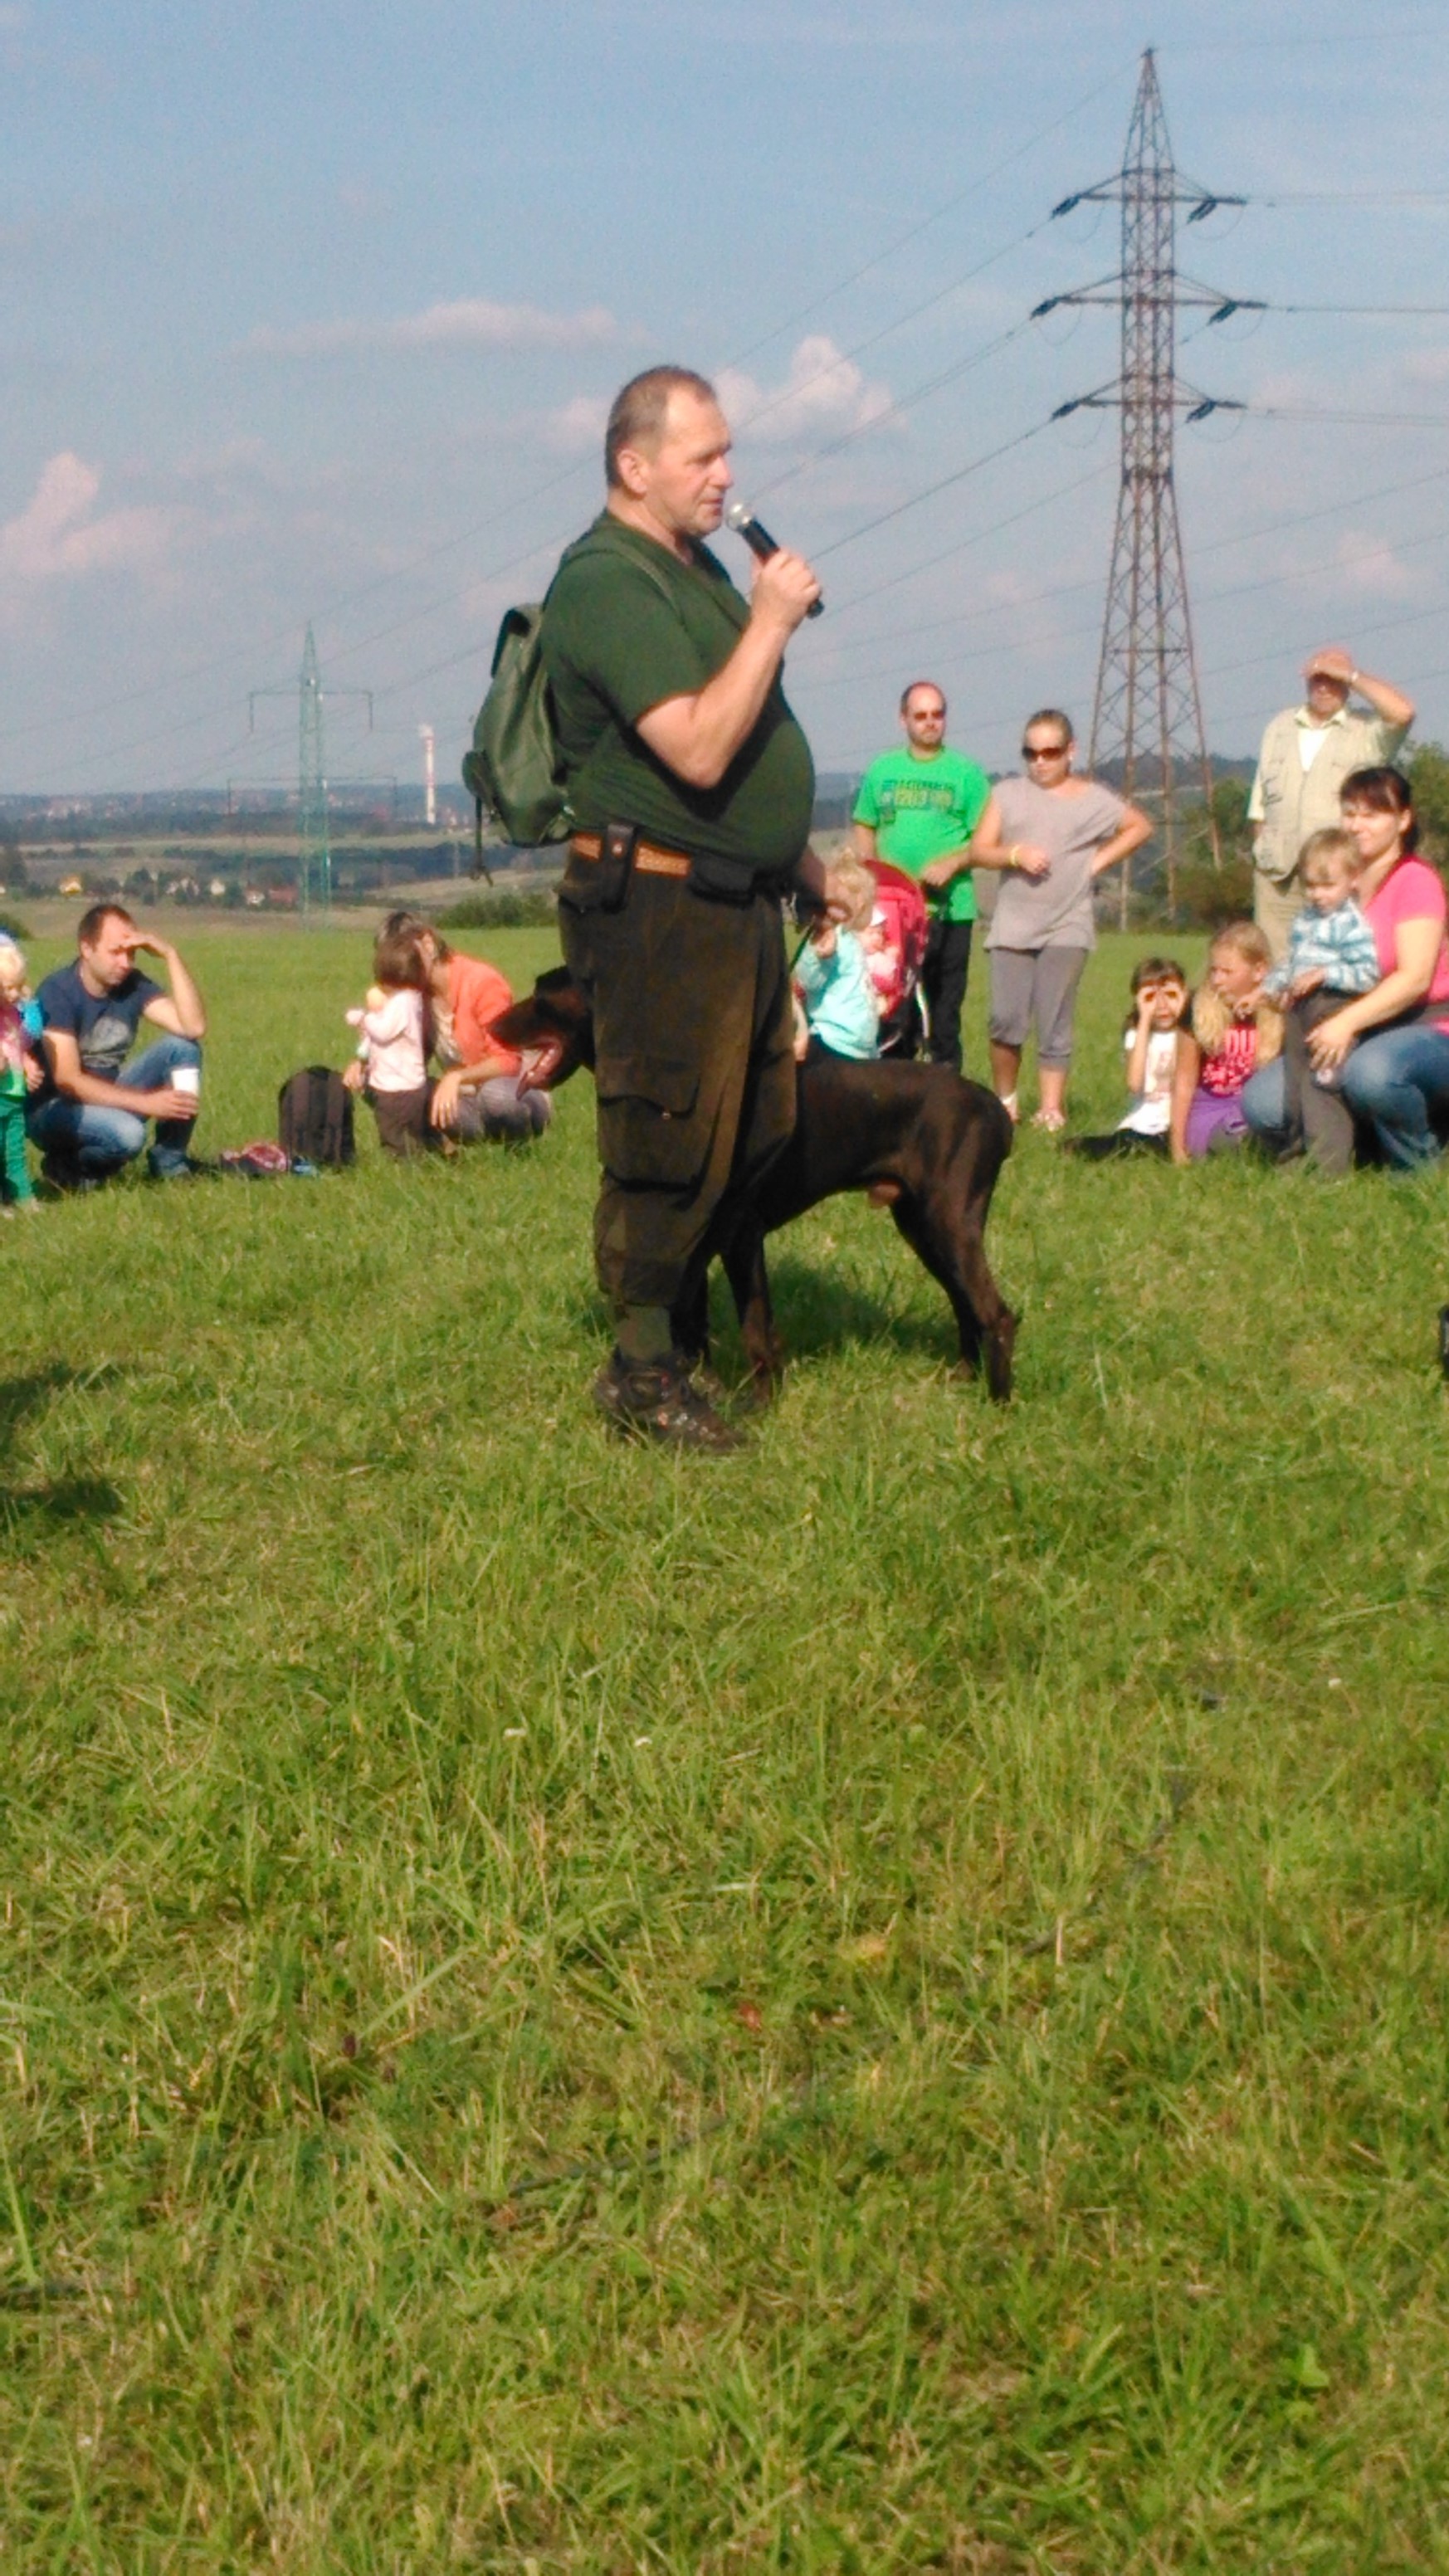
493, 965, 1017, 1400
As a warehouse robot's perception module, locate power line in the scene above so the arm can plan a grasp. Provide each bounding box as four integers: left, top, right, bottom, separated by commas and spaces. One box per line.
1248, 402, 1449, 429
832, 446, 1449, 631
1260, 303, 1449, 317
1199, 589, 1449, 685
754, 322, 1037, 503
811, 422, 1051, 562
720, 63, 1135, 373
2, 76, 1127, 773
803, 515, 1449, 696
824, 460, 1119, 621
2, 198, 1087, 778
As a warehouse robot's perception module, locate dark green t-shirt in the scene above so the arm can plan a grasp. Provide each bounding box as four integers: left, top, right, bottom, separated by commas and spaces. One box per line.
539, 514, 815, 877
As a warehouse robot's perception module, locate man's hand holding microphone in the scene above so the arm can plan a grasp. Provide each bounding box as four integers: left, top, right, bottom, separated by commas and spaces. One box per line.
726, 501, 822, 633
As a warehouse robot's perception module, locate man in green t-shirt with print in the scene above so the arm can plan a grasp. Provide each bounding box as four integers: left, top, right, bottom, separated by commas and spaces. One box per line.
852, 681, 990, 1070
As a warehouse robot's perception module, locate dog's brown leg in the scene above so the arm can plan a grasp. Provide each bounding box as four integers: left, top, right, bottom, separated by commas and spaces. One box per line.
890, 1199, 1017, 1400
723, 1218, 785, 1398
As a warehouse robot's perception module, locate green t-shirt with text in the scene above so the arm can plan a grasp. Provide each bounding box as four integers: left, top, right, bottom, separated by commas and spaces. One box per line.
539, 514, 815, 879
852, 746, 991, 925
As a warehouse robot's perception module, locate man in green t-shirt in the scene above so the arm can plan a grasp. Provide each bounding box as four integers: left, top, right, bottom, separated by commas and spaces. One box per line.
540, 363, 832, 1450
852, 682, 991, 1071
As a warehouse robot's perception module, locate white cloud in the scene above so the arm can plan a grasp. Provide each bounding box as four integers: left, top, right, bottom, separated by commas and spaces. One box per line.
1334, 527, 1419, 599
719, 334, 893, 446
0, 452, 174, 585
244, 298, 619, 359
544, 393, 610, 455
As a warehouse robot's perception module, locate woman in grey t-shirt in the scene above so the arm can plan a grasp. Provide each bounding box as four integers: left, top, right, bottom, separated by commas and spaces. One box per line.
970, 709, 1152, 1129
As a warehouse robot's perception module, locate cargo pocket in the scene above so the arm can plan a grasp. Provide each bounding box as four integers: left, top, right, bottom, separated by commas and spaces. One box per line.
596, 1054, 705, 1188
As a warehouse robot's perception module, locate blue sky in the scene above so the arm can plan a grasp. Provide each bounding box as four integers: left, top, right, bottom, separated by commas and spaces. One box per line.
2, 0, 1448, 797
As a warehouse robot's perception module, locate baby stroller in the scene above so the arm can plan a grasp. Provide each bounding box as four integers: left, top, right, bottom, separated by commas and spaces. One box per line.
865, 860, 930, 1055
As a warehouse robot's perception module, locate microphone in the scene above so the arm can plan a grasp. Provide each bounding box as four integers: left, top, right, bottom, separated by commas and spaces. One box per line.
724, 500, 824, 618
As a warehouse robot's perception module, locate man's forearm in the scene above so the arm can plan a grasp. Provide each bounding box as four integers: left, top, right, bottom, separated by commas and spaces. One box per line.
1354, 668, 1415, 729
637, 612, 789, 790
455, 1050, 512, 1088
160, 947, 207, 1037
51, 1065, 151, 1109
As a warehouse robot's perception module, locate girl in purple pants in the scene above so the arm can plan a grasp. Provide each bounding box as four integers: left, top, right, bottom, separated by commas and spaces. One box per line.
1171, 922, 1283, 1163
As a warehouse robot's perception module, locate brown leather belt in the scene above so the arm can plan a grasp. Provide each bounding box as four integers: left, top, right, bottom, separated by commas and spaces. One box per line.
570, 831, 692, 882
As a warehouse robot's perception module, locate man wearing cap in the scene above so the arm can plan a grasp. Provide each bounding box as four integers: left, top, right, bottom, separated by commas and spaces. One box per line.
1249, 648, 1414, 959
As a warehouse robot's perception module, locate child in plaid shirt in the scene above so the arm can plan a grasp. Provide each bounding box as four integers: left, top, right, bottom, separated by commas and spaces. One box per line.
1267, 828, 1381, 1142
1266, 828, 1379, 1008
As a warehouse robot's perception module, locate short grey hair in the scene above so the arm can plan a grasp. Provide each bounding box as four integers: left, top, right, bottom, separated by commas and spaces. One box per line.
605, 366, 718, 487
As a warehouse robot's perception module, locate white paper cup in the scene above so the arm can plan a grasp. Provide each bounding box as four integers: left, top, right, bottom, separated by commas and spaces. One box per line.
172, 1065, 201, 1105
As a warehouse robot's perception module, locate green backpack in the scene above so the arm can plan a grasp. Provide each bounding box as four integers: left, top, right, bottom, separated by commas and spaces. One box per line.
461, 536, 677, 876
461, 603, 570, 876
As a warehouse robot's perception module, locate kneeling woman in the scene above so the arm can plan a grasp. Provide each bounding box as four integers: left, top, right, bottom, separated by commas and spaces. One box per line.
1242, 767, 1449, 1170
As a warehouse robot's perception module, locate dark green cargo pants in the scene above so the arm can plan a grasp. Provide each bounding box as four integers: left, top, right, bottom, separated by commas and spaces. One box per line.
559, 863, 797, 1314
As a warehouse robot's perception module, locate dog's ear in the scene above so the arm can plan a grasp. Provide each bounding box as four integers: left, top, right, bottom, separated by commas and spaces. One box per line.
488, 997, 538, 1046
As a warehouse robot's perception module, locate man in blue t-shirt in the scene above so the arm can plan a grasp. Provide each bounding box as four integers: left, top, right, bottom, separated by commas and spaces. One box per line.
28, 904, 207, 1188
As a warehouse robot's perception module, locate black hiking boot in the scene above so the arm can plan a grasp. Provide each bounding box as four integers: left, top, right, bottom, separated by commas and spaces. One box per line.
592, 1348, 744, 1453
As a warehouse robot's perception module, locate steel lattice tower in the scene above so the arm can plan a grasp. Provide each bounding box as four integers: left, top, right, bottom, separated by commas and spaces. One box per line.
298, 625, 330, 918
251, 628, 372, 918
1039, 51, 1251, 915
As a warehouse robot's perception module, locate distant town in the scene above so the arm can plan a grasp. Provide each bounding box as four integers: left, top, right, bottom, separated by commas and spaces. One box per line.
0, 764, 1262, 911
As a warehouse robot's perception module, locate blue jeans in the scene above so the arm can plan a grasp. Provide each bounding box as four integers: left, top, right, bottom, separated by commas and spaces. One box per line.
27, 1036, 202, 1178
1339, 1022, 1449, 1169
1242, 1027, 1449, 1169
1240, 1058, 1289, 1147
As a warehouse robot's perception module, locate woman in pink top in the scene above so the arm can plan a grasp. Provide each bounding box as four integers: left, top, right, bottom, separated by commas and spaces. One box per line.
1243, 766, 1449, 1170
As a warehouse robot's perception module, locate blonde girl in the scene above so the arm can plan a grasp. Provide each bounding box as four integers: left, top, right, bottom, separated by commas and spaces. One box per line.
793, 856, 883, 1063
1169, 922, 1282, 1164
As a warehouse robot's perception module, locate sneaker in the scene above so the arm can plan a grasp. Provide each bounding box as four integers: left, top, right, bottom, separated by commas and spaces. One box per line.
592, 1348, 744, 1453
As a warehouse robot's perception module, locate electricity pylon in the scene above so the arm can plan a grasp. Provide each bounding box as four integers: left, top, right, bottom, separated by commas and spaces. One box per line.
1038, 49, 1258, 915
250, 627, 373, 917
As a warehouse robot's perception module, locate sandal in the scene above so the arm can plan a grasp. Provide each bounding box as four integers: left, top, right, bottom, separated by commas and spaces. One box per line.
1031, 1109, 1066, 1133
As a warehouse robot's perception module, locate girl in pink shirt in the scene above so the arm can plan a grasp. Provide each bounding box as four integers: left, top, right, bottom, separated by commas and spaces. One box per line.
1170, 922, 1282, 1164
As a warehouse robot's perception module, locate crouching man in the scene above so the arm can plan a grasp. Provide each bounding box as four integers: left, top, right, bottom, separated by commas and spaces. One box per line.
27, 904, 207, 1188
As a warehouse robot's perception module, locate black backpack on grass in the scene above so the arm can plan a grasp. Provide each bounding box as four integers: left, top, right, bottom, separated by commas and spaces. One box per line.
278, 1066, 355, 1168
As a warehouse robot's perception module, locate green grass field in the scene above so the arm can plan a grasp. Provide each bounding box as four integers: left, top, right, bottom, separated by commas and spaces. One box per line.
3, 920, 1448, 2572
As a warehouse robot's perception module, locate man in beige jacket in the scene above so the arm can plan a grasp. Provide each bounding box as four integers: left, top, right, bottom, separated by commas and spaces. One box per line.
1249, 646, 1414, 959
